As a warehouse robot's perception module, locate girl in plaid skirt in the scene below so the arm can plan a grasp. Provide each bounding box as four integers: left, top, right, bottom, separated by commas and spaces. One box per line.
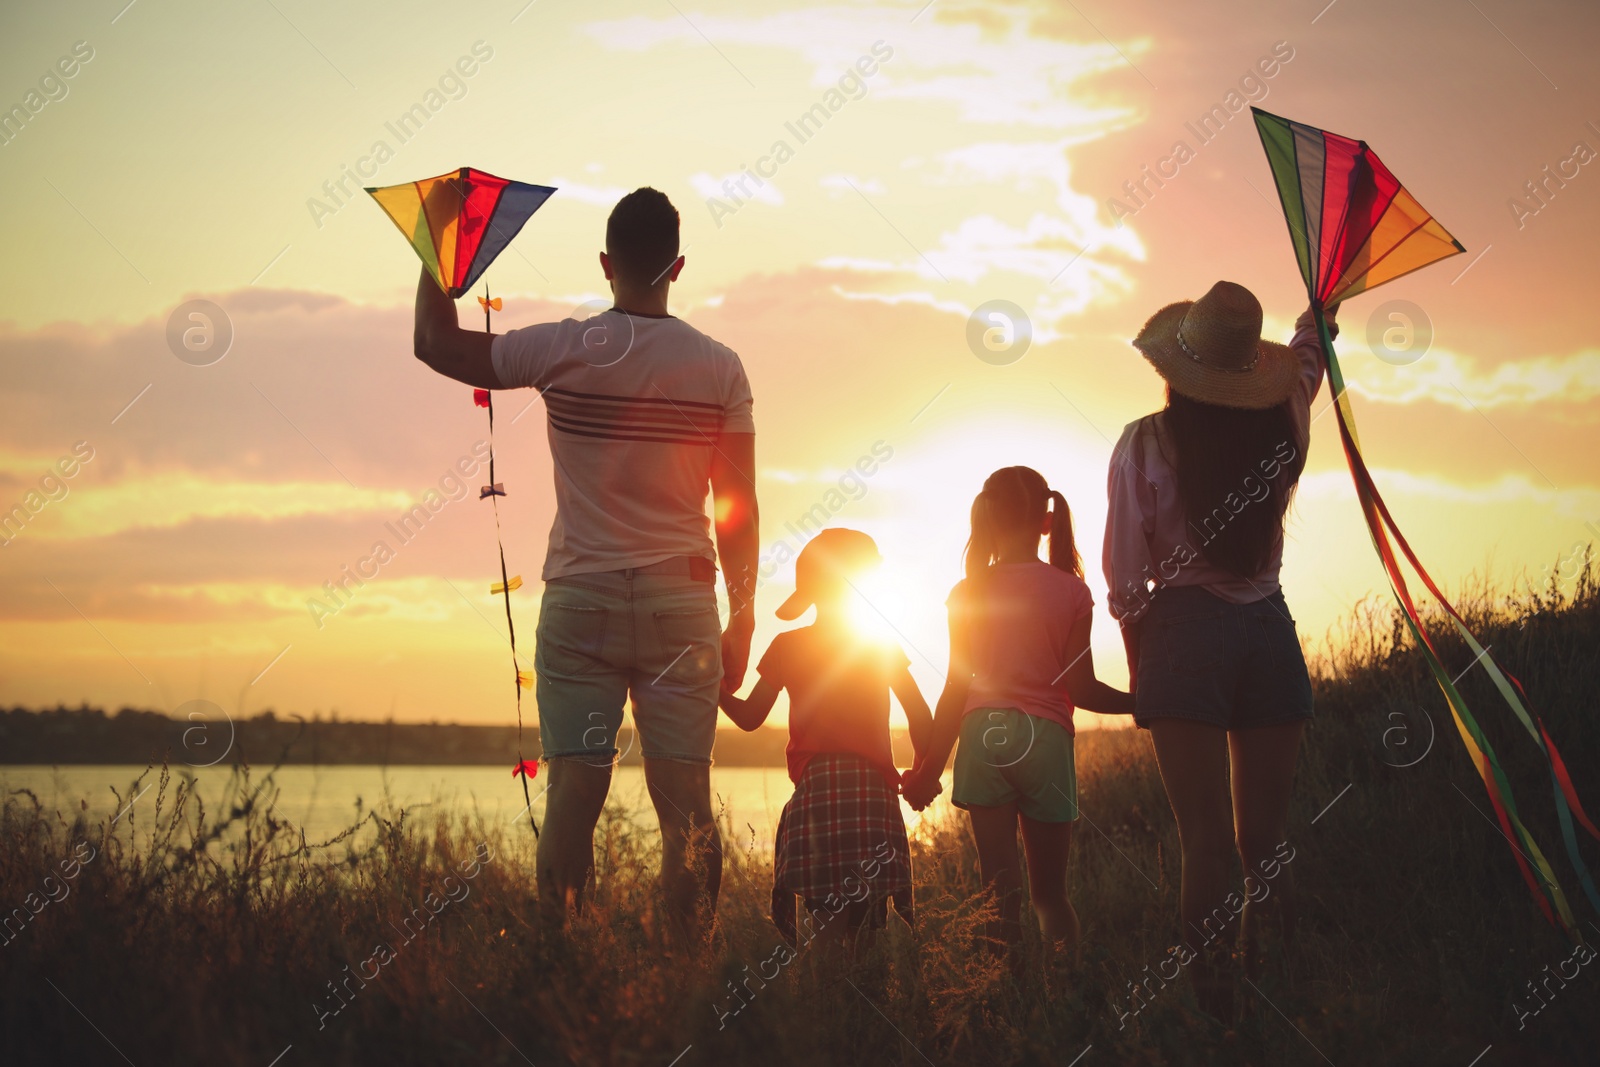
720, 528, 934, 948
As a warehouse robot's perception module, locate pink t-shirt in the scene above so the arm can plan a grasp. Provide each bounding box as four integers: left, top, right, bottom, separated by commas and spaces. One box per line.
948, 561, 1096, 735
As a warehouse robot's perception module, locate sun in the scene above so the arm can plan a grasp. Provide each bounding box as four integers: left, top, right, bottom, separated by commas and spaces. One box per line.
845, 565, 906, 643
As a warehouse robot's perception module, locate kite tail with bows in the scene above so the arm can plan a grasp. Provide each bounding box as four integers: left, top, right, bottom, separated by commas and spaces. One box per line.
481, 290, 539, 839
1314, 307, 1598, 931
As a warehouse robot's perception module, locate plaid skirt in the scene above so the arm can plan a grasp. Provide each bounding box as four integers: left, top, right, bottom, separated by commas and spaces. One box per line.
771, 753, 913, 944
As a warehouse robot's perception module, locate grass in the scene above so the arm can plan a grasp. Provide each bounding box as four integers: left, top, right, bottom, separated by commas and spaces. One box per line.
3, 558, 1599, 1066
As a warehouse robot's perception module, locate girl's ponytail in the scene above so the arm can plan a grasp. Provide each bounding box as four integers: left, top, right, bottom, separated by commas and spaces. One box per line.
1046, 489, 1082, 578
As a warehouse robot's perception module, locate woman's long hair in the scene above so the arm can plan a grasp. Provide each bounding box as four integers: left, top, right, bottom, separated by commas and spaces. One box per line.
964, 466, 1082, 581
1160, 388, 1305, 578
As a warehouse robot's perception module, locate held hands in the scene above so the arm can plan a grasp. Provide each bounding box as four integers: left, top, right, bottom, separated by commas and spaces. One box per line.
720, 606, 755, 694
900, 762, 943, 812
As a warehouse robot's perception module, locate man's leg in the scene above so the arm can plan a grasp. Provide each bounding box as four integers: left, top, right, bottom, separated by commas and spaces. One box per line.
633, 576, 725, 942
536, 757, 614, 918
533, 576, 628, 920
643, 757, 722, 942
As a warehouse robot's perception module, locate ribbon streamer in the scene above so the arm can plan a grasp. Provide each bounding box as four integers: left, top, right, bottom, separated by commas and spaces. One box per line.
1317, 310, 1599, 929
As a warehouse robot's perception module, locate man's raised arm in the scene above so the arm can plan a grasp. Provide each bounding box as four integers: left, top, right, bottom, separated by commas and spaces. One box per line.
413, 266, 502, 389
711, 431, 759, 692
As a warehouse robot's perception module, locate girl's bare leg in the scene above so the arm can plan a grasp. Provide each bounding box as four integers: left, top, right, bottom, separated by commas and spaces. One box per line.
967, 803, 1024, 959
1018, 814, 1078, 964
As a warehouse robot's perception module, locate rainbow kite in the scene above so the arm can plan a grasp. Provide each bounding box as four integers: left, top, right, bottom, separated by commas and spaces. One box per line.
1253, 108, 1599, 932
366, 168, 557, 837
367, 167, 556, 298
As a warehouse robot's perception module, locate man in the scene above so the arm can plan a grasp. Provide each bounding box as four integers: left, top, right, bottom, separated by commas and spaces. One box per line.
412, 186, 758, 938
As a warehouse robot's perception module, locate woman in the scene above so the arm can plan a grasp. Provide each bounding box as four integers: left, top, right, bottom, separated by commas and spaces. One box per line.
1104, 281, 1334, 1017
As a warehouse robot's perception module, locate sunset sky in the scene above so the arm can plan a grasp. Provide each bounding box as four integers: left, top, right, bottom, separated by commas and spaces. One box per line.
2, 0, 1597, 731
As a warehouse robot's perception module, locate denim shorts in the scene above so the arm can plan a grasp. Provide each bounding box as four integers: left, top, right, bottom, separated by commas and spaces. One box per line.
534, 570, 722, 764
1133, 585, 1314, 730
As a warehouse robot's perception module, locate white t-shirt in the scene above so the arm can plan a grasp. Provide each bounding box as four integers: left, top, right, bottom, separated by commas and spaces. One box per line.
491, 310, 755, 581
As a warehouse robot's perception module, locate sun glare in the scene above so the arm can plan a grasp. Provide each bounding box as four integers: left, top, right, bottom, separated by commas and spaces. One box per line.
846, 566, 905, 642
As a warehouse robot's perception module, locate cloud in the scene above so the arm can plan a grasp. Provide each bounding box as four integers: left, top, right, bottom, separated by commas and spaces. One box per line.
0, 289, 562, 487
761, 464, 882, 485
1, 470, 413, 541
1299, 467, 1600, 520
816, 255, 899, 274
583, 3, 1140, 132
819, 209, 1140, 327
690, 170, 784, 207
546, 178, 631, 207
584, 5, 1145, 323
1347, 347, 1600, 411
821, 173, 886, 196
814, 137, 1147, 323
826, 285, 973, 319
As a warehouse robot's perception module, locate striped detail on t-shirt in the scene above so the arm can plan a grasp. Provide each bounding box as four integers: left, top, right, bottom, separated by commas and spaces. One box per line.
543, 387, 724, 446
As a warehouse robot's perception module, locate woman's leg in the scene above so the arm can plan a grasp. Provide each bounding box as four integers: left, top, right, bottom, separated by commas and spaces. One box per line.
1018, 815, 1078, 961
967, 803, 1024, 954
1228, 720, 1306, 973
1148, 720, 1235, 1016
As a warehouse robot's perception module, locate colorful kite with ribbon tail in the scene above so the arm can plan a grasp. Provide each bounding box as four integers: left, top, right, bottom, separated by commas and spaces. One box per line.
366, 168, 557, 838
1253, 108, 1600, 931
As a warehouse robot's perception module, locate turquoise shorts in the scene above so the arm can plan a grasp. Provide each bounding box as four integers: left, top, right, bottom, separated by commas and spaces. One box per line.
951, 707, 1078, 822
535, 570, 722, 765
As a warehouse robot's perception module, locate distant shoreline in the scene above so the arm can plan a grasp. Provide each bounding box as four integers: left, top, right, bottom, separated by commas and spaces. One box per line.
0, 705, 1127, 768
0, 705, 903, 768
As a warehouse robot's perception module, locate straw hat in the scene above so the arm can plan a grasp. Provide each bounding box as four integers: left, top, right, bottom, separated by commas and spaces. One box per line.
1132, 281, 1299, 410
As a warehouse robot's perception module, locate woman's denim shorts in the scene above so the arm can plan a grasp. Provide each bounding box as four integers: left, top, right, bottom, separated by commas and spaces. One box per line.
1133, 585, 1314, 730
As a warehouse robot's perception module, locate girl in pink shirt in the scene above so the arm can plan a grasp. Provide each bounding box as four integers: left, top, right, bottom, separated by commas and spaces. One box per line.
903, 466, 1132, 965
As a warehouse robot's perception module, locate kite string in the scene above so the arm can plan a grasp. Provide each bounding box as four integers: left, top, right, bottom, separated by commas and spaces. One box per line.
485, 292, 539, 839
